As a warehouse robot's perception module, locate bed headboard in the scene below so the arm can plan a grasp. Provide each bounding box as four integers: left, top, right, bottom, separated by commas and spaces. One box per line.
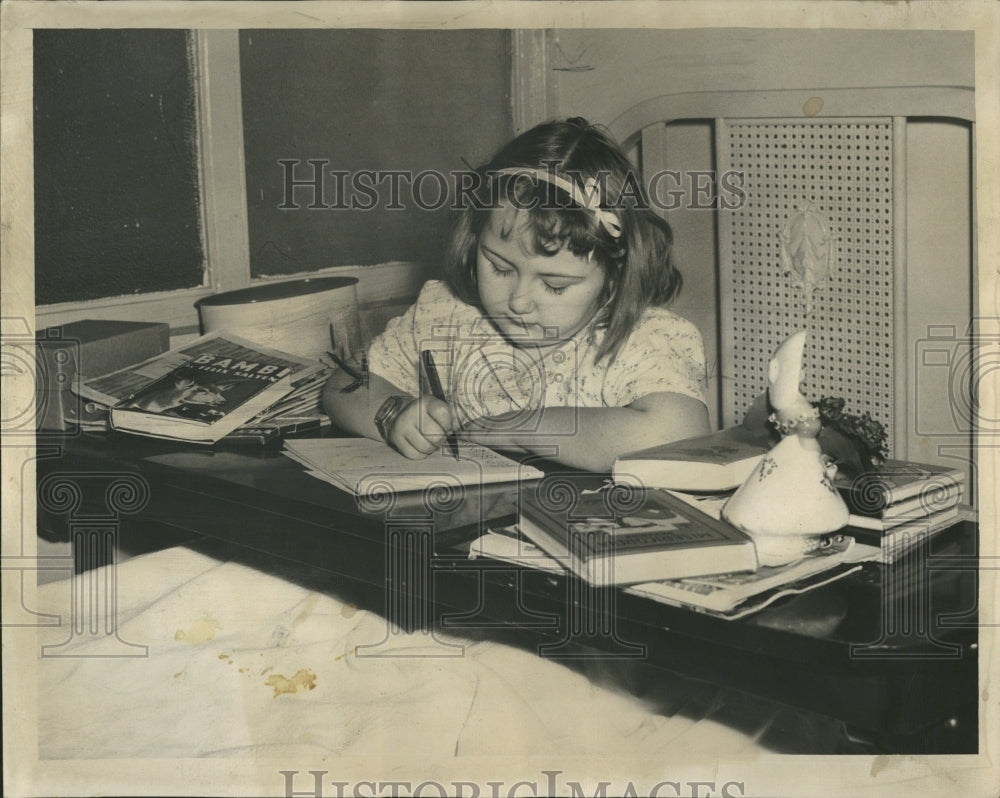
609, 87, 975, 466
717, 115, 898, 440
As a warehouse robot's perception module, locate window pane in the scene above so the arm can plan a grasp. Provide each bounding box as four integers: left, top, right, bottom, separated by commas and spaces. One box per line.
34, 29, 204, 304
239, 29, 512, 277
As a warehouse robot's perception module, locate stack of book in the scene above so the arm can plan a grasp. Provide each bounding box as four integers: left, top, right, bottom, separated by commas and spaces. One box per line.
834, 460, 968, 560
72, 332, 330, 444
660, 459, 969, 564
471, 513, 865, 620
610, 426, 969, 564
464, 481, 869, 619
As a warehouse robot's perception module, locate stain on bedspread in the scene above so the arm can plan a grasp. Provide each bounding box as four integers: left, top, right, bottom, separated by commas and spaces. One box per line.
174, 616, 220, 644
265, 668, 317, 697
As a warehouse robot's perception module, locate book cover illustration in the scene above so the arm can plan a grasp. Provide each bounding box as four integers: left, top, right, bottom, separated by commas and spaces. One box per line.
519, 486, 758, 586
116, 338, 301, 424
563, 493, 741, 555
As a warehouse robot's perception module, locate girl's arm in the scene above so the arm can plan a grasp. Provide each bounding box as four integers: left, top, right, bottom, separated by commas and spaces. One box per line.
322, 366, 405, 441
459, 391, 710, 473
322, 367, 456, 458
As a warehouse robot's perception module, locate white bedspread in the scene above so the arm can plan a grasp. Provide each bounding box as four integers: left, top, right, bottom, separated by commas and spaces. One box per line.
35, 541, 840, 763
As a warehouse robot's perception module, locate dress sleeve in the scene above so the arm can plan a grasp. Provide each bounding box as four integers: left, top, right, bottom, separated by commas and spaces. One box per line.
601, 312, 708, 407
365, 280, 456, 397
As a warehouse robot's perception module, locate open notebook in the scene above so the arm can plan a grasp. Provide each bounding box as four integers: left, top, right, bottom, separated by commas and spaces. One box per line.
283, 437, 543, 495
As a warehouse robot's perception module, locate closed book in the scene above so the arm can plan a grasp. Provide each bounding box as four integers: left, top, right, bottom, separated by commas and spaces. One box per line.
844, 486, 963, 530
109, 333, 322, 444
518, 486, 758, 587
36, 319, 170, 431
612, 428, 770, 491
834, 459, 966, 515
844, 505, 963, 549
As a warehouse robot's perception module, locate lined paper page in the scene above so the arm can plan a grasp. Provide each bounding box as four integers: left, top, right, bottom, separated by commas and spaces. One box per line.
284, 437, 542, 495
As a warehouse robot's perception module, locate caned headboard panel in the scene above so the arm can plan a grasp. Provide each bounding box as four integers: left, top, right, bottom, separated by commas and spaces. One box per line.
608, 86, 974, 465
717, 118, 899, 450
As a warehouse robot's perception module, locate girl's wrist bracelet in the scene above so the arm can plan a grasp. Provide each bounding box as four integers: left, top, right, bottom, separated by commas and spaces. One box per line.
374, 395, 414, 443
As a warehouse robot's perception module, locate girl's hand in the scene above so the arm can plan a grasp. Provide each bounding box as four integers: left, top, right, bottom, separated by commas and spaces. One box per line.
388, 396, 456, 459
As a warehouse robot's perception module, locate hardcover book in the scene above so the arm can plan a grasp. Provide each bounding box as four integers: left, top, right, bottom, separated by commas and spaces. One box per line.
612, 428, 770, 491
833, 459, 966, 515
517, 486, 758, 587
844, 488, 963, 530
107, 333, 322, 443
844, 504, 964, 550
36, 319, 170, 431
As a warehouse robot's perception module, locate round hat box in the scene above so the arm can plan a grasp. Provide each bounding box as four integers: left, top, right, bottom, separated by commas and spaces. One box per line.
195, 277, 361, 361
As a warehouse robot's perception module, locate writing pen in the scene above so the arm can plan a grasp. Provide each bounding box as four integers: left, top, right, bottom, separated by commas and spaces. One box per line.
420, 349, 461, 461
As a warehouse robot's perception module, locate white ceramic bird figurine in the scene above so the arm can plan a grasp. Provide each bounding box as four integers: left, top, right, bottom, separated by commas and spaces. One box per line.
722, 331, 850, 566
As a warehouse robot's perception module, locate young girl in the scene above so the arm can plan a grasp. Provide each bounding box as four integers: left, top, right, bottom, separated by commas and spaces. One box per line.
323, 118, 709, 472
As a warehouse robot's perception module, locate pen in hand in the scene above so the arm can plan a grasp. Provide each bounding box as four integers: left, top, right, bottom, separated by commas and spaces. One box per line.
420, 350, 461, 461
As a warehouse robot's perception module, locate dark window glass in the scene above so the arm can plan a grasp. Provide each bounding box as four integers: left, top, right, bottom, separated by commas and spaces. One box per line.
34, 29, 204, 304
239, 29, 512, 276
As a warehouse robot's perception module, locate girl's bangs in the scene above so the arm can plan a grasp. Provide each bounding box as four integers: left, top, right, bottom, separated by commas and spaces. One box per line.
499, 176, 600, 258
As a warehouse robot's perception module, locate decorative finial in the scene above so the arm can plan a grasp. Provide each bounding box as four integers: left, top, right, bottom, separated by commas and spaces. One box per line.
780, 203, 835, 315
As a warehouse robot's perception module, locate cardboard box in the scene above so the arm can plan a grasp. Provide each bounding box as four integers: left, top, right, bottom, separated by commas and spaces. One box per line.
35, 320, 171, 431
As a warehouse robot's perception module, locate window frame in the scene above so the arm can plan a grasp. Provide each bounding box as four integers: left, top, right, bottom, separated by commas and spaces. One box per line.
34, 29, 495, 339
34, 31, 247, 335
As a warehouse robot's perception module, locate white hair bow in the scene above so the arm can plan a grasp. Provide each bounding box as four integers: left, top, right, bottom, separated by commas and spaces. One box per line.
493, 167, 622, 240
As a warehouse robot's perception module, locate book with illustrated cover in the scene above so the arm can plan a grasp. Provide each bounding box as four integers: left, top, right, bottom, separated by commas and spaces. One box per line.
612, 428, 770, 491
283, 437, 543, 495
517, 486, 758, 587
106, 333, 323, 443
833, 459, 966, 515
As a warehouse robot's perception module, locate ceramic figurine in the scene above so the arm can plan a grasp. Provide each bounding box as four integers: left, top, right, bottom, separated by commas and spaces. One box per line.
722, 331, 850, 567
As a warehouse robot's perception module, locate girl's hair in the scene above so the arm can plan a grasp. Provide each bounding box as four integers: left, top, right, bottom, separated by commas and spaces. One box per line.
443, 117, 681, 363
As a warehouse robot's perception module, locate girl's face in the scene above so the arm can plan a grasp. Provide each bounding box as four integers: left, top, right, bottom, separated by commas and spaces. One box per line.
475, 206, 607, 347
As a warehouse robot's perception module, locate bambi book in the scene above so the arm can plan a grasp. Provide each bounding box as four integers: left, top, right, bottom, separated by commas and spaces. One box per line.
107, 333, 323, 443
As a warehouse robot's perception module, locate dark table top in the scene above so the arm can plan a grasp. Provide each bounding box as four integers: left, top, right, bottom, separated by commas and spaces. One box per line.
38, 430, 979, 652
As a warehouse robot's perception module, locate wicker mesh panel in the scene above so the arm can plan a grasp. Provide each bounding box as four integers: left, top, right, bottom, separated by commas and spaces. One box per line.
721, 119, 894, 449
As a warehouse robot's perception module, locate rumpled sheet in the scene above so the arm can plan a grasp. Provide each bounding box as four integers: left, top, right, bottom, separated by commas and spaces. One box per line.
37, 540, 843, 760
